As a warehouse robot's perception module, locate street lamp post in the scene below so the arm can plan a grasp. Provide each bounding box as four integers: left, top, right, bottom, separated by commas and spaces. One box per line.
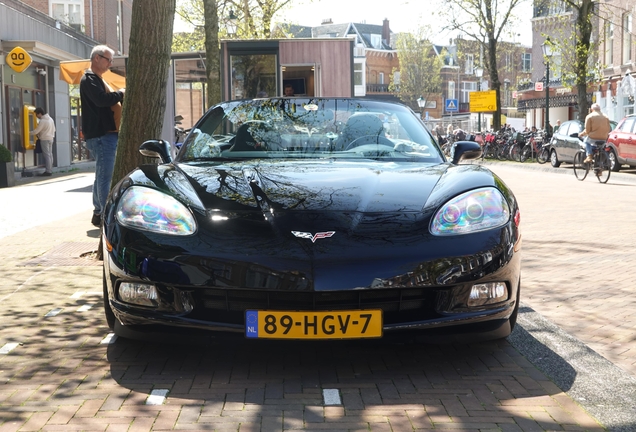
474, 67, 483, 132
542, 37, 554, 137
227, 9, 238, 37
417, 96, 426, 122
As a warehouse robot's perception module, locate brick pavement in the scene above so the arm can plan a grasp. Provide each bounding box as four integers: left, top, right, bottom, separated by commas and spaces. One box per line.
486, 163, 636, 378
0, 167, 620, 431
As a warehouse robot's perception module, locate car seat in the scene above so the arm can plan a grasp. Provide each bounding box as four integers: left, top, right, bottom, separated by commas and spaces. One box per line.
334, 113, 385, 150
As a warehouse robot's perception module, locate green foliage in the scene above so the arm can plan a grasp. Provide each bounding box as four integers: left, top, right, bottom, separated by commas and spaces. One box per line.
175, 0, 294, 41
437, 0, 526, 130
389, 27, 443, 107
0, 145, 12, 163
539, 0, 599, 119
173, 27, 205, 52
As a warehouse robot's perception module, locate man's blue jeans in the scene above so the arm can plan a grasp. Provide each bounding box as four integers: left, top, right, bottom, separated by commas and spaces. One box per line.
86, 133, 118, 216
585, 136, 606, 156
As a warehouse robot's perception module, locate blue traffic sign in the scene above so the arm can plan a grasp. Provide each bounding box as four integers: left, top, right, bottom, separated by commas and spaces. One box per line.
445, 99, 459, 112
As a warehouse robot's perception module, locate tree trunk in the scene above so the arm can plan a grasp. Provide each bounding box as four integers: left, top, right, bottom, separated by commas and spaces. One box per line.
99, 0, 175, 261
487, 37, 502, 130
574, 0, 594, 120
203, 0, 222, 108
112, 0, 176, 184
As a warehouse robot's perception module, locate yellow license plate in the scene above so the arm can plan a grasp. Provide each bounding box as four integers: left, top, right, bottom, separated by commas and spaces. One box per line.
245, 310, 383, 339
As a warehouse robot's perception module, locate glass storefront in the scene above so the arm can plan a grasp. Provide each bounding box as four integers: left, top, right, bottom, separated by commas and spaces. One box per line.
230, 54, 277, 100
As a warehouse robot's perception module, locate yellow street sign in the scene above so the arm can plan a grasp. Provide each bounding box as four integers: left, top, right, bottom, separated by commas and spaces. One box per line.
470, 90, 498, 113
7, 47, 32, 73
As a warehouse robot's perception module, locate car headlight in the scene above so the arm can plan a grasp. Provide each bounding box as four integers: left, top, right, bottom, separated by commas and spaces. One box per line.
116, 186, 196, 235
430, 187, 510, 236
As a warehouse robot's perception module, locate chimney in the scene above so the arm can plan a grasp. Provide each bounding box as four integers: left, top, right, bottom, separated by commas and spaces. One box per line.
321, 18, 333, 25
382, 19, 390, 45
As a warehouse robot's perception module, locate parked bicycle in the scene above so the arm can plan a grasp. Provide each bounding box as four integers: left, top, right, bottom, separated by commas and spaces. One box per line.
519, 131, 549, 163
573, 138, 611, 183
480, 131, 499, 160
507, 132, 526, 161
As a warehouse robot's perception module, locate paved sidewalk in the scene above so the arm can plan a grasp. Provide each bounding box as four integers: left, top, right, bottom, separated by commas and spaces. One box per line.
483, 162, 636, 379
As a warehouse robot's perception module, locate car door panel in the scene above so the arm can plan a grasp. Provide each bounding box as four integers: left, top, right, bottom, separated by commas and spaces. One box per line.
565, 122, 582, 162
619, 118, 636, 160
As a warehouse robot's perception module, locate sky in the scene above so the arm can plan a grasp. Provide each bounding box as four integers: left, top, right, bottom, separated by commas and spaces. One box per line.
274, 0, 533, 46
175, 0, 533, 47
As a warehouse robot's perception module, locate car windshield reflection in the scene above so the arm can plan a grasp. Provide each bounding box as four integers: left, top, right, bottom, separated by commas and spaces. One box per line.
178, 98, 444, 163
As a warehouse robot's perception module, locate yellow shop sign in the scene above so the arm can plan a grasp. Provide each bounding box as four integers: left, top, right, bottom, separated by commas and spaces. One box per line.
7, 47, 32, 73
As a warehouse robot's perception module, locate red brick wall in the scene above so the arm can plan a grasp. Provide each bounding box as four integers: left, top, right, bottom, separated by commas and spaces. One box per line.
21, 0, 47, 13
366, 52, 398, 85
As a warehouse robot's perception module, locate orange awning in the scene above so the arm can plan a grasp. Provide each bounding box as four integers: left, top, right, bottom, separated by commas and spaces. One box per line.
59, 60, 126, 90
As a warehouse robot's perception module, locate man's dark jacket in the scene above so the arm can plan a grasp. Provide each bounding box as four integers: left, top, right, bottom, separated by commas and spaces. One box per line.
80, 70, 124, 139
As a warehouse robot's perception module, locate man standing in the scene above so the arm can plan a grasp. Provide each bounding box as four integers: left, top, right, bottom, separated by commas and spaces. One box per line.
579, 103, 611, 163
80, 45, 125, 227
29, 107, 56, 176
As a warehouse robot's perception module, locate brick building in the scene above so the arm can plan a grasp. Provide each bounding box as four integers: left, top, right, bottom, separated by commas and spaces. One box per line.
281, 19, 401, 103
518, 0, 635, 128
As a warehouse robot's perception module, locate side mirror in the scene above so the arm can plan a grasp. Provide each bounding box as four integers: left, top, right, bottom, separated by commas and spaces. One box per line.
451, 141, 482, 165
140, 139, 172, 164
569, 132, 579, 138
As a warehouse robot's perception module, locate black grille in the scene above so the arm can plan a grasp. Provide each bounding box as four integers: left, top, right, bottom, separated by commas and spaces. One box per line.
188, 288, 441, 325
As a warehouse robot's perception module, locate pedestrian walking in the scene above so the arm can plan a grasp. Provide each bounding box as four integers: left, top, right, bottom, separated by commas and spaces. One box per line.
80, 45, 125, 227
29, 107, 56, 176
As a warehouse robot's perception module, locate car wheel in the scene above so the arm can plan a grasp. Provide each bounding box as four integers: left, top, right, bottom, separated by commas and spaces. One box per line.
507, 280, 521, 334
609, 149, 621, 172
550, 149, 561, 167
103, 269, 115, 330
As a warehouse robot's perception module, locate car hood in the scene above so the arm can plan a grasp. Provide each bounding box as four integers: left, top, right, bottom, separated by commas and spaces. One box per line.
129, 159, 500, 218
112, 160, 514, 290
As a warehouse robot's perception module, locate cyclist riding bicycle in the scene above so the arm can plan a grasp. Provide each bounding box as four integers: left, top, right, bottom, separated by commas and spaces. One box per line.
579, 103, 611, 164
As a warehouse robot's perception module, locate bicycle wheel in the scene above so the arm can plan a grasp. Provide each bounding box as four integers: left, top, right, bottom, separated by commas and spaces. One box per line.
594, 151, 611, 183
519, 145, 530, 162
573, 151, 589, 181
496, 145, 507, 160
481, 144, 489, 160
537, 147, 549, 164
509, 144, 520, 161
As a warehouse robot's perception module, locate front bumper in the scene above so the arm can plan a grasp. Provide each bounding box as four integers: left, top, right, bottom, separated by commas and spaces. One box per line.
103, 227, 521, 341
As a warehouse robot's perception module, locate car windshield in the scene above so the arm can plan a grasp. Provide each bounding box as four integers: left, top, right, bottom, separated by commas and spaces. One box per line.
177, 98, 445, 163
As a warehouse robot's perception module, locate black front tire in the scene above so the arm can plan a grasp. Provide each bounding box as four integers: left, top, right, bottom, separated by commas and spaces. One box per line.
508, 283, 521, 334
537, 147, 549, 164
595, 151, 611, 183
103, 269, 115, 330
609, 149, 621, 172
550, 149, 561, 167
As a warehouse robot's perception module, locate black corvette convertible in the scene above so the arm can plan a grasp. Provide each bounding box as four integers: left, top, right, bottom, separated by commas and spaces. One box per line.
102, 98, 521, 342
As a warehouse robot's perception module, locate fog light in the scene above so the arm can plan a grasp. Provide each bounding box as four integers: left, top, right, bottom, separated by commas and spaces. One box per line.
468, 282, 507, 306
119, 282, 158, 307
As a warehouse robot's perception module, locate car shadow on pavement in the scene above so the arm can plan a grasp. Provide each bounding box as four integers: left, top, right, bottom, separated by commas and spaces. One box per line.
102, 326, 614, 431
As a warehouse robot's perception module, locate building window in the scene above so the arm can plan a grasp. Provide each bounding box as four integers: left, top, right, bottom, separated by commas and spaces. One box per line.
623, 13, 632, 64
463, 81, 477, 104
465, 54, 474, 74
370, 34, 382, 49
354, 62, 363, 86
605, 20, 614, 66
522, 53, 531, 72
51, 0, 84, 29
379, 72, 384, 84
448, 81, 456, 100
